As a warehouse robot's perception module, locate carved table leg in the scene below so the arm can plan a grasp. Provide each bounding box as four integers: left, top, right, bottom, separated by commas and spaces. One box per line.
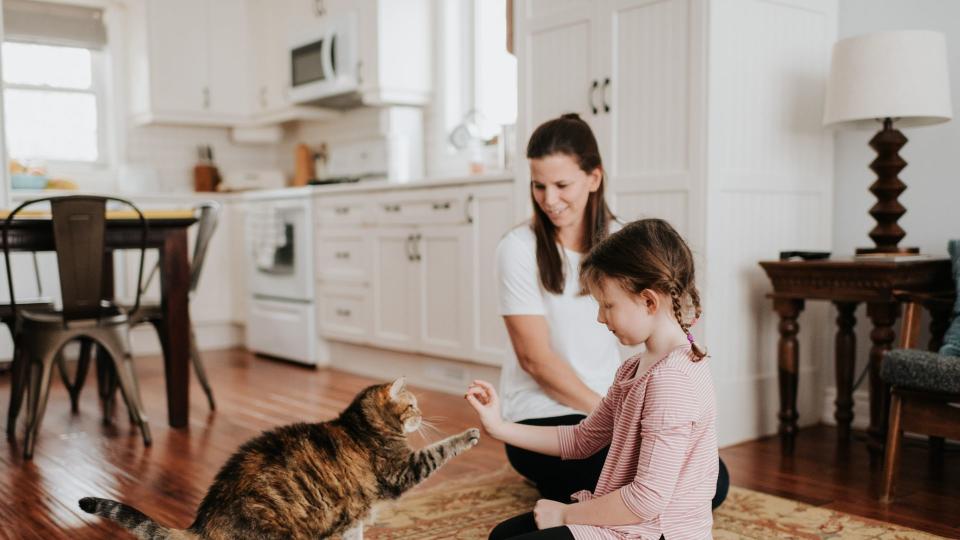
866, 301, 899, 464
774, 298, 805, 455
833, 302, 858, 442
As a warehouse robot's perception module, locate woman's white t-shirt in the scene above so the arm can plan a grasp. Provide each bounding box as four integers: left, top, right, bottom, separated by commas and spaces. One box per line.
496, 223, 622, 422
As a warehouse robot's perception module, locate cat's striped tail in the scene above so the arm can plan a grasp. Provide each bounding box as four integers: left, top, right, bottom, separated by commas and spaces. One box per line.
79, 497, 195, 540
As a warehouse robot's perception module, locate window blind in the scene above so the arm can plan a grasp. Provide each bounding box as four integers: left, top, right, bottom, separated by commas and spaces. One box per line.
3, 0, 106, 49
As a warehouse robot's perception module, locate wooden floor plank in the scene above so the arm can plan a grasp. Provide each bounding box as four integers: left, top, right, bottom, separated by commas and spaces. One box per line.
1, 348, 957, 538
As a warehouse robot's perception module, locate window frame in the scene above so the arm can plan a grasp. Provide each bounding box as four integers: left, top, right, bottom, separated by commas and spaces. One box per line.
2, 39, 110, 168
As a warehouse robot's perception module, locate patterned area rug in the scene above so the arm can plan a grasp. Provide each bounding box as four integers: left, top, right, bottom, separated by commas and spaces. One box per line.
364, 468, 944, 539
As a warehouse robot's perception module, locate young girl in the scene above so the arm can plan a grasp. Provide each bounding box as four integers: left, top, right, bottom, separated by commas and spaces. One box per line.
466, 219, 718, 540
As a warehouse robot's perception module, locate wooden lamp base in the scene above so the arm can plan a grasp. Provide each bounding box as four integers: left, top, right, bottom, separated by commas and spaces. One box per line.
859, 118, 919, 255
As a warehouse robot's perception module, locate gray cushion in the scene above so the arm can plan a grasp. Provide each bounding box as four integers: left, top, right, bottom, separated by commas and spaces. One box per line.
940, 239, 960, 357
882, 349, 960, 394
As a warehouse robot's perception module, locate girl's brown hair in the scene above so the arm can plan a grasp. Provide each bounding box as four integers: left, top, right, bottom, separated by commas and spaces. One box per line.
527, 113, 615, 294
579, 218, 707, 360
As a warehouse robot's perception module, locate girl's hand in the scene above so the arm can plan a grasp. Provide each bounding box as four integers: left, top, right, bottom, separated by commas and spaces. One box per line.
533, 499, 568, 529
464, 380, 505, 439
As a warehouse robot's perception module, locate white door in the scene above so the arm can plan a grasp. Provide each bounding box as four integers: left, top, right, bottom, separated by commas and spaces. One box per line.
414, 225, 472, 360
604, 0, 703, 249
514, 0, 602, 220
371, 228, 419, 351
147, 0, 208, 114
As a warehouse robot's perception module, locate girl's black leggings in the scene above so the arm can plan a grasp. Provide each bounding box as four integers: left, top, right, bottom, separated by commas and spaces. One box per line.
504, 414, 731, 506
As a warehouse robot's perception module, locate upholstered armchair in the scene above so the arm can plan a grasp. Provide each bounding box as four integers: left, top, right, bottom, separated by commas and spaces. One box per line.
879, 240, 960, 503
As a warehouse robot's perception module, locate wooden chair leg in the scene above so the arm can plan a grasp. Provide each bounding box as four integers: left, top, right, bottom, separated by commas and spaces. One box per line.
880, 391, 903, 503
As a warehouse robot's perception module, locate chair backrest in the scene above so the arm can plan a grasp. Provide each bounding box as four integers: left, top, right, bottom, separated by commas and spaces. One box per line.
2, 195, 148, 324
189, 201, 221, 294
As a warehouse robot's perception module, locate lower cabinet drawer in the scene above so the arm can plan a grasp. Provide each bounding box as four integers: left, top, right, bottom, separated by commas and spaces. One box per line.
317, 285, 370, 342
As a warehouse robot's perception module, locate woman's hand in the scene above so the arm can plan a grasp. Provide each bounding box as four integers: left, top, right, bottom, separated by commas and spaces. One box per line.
533, 499, 568, 529
464, 380, 506, 439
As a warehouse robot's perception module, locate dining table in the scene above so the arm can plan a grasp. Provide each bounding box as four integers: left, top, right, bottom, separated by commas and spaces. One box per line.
1, 209, 198, 428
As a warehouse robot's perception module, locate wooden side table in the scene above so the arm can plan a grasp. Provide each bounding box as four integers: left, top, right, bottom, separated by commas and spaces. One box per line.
759, 257, 952, 458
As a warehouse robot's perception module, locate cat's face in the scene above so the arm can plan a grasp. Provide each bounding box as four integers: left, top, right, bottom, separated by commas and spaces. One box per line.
386, 378, 422, 434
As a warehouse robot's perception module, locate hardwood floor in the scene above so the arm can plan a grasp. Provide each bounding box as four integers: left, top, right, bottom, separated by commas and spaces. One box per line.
1, 348, 957, 538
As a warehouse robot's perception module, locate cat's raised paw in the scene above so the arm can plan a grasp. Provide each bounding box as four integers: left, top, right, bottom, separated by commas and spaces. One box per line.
465, 428, 480, 446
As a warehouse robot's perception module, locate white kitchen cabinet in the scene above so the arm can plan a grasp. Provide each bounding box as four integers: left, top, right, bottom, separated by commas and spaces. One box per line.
313, 180, 513, 366
127, 0, 251, 126
370, 227, 420, 351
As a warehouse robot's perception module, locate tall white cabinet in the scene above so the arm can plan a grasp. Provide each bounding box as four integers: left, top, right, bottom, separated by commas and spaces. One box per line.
516, 0, 838, 446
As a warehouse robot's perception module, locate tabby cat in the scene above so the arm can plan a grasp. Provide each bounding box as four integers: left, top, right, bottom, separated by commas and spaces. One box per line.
79, 378, 480, 539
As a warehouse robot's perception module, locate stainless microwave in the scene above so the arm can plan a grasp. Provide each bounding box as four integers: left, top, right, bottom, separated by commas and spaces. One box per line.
289, 13, 360, 108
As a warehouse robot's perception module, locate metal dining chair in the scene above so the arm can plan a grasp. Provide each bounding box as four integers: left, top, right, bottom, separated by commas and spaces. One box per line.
70, 201, 222, 412
3, 195, 152, 459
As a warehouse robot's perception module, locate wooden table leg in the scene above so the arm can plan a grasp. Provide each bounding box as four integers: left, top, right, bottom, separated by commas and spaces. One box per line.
159, 229, 191, 428
866, 301, 899, 463
774, 297, 804, 455
833, 301, 857, 441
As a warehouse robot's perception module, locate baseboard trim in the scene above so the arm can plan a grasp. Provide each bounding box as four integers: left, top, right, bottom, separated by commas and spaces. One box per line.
327, 342, 500, 396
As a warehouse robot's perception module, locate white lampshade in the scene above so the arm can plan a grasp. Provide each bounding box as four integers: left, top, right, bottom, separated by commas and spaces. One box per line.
823, 30, 953, 129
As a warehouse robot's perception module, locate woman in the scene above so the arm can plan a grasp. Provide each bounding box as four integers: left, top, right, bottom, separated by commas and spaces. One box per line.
496, 113, 728, 507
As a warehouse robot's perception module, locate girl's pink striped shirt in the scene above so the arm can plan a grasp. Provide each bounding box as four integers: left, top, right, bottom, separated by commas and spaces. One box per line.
557, 345, 718, 539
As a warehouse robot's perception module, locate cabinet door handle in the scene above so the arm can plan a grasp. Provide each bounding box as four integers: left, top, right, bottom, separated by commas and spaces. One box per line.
203, 87, 210, 109
412, 233, 422, 261
335, 251, 350, 260
335, 308, 351, 317
465, 194, 474, 224
431, 201, 451, 211
589, 80, 599, 115
602, 77, 611, 113
260, 87, 267, 109
405, 234, 415, 261
334, 206, 350, 215
384, 204, 401, 213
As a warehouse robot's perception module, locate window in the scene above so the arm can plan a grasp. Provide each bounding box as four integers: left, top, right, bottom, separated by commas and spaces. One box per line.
3, 42, 103, 163
2, 0, 108, 166
474, 0, 516, 140
431, 0, 517, 176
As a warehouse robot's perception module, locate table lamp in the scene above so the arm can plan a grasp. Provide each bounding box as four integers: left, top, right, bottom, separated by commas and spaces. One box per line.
823, 30, 953, 254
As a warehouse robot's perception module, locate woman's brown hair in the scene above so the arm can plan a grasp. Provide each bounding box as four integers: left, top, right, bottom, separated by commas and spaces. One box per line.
579, 218, 707, 360
527, 113, 615, 294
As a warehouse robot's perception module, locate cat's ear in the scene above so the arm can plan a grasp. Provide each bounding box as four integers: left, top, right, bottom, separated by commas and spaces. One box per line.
389, 377, 406, 399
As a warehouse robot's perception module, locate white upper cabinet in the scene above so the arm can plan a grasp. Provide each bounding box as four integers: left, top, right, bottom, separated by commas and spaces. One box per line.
127, 0, 252, 126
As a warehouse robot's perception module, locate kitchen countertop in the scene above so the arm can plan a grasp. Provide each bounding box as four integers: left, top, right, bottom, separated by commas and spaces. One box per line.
9, 173, 514, 203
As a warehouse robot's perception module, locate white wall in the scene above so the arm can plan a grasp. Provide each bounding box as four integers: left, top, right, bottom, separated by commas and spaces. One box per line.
823, 0, 960, 428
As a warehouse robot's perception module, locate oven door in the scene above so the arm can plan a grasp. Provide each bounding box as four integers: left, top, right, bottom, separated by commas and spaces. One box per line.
247, 199, 314, 302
